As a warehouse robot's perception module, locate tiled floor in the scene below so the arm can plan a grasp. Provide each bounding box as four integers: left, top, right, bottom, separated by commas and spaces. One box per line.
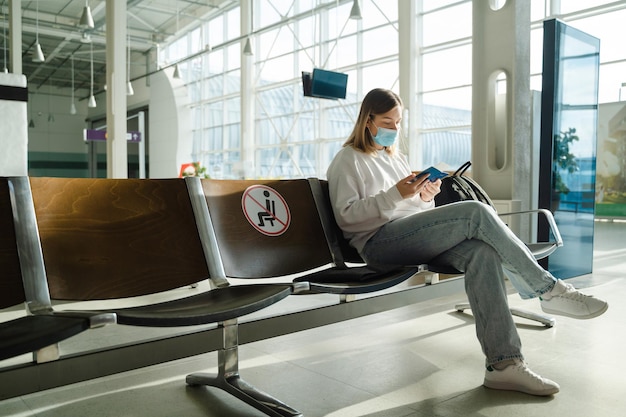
1, 220, 624, 417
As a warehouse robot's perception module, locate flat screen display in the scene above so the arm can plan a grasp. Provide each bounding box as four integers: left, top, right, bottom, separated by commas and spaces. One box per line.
303, 68, 348, 100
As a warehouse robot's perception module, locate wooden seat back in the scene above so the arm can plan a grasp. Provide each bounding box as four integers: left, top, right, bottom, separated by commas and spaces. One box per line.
30, 177, 210, 300
200, 179, 335, 278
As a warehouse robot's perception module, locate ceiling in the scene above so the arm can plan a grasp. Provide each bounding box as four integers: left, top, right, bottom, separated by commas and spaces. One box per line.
1, 0, 234, 96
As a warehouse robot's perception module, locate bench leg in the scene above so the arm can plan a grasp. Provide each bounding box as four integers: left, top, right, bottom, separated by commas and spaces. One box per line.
340, 294, 356, 303
425, 272, 439, 285
186, 319, 302, 417
509, 307, 556, 328
34, 343, 60, 363
455, 302, 556, 328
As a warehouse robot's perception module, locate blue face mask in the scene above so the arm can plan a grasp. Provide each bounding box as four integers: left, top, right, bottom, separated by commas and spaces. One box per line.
371, 122, 399, 147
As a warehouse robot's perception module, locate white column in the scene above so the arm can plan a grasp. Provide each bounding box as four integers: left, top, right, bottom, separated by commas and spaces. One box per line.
106, 0, 128, 178
398, 0, 419, 168
138, 111, 146, 178
8, 0, 22, 74
550, 0, 561, 16
471, 0, 531, 203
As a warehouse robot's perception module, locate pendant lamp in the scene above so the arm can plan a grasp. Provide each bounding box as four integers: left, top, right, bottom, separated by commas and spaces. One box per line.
349, 0, 362, 20
79, 0, 95, 29
88, 43, 96, 108
70, 55, 77, 114
126, 35, 134, 95
171, 0, 182, 79
243, 37, 253, 55
32, 1, 45, 63
2, 12, 7, 72
243, 0, 253, 55
28, 93, 35, 127
172, 64, 181, 79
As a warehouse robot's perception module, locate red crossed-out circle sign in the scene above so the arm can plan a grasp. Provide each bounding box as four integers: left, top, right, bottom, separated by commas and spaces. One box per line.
241, 185, 291, 236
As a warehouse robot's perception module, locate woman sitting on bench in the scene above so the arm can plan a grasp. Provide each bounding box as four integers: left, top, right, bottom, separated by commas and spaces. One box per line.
326, 87, 608, 396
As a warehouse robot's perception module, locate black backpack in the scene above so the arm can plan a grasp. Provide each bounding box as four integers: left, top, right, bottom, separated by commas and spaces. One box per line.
434, 161, 496, 209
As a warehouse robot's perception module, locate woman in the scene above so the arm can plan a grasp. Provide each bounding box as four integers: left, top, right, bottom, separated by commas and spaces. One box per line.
326, 88, 608, 396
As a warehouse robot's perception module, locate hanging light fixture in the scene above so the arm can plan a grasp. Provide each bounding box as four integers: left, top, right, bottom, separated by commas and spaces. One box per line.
349, 0, 362, 20
45, 82, 54, 122
28, 93, 35, 127
32, 1, 45, 63
126, 34, 134, 95
2, 11, 7, 73
172, 63, 181, 79
88, 43, 96, 108
79, 0, 95, 29
48, 88, 54, 122
70, 55, 77, 114
243, 37, 253, 55
171, 0, 182, 79
243, 0, 253, 56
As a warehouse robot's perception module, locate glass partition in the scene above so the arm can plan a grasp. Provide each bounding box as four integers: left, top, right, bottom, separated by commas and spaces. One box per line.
539, 19, 600, 278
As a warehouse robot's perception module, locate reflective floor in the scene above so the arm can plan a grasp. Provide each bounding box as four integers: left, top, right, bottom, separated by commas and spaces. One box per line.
1, 220, 624, 417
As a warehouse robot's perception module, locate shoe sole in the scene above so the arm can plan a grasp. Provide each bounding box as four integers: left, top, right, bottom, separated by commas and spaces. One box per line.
483, 380, 559, 396
541, 302, 608, 320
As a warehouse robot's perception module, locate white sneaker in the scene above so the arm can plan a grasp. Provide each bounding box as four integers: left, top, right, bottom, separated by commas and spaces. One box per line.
540, 280, 608, 319
484, 360, 560, 396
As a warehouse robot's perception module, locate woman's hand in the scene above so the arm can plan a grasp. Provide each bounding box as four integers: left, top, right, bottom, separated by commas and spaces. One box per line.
396, 174, 442, 202
420, 178, 441, 202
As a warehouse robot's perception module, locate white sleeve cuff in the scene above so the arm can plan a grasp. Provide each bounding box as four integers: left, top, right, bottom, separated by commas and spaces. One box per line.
417, 194, 435, 209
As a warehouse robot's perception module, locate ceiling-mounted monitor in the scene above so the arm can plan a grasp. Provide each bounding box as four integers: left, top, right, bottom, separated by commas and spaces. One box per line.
302, 68, 348, 100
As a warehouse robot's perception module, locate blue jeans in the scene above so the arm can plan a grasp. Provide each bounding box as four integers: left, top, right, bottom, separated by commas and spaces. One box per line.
360, 201, 557, 366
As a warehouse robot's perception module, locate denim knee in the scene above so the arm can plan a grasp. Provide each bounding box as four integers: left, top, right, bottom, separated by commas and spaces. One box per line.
463, 240, 501, 276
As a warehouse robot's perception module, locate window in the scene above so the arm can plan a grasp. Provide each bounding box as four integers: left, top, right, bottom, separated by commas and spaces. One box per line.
159, 0, 626, 179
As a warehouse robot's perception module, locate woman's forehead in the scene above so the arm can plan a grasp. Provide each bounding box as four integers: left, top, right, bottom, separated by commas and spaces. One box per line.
374, 106, 402, 119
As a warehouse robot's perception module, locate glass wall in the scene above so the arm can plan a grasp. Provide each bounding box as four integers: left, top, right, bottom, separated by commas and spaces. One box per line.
419, 1, 472, 169
159, 0, 626, 180
539, 19, 600, 278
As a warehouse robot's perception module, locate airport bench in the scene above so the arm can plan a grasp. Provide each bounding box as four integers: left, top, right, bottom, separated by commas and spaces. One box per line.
1, 176, 451, 414
1, 175, 563, 416
1, 176, 488, 415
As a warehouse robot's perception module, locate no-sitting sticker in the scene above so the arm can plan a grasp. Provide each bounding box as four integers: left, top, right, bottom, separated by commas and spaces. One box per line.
241, 185, 291, 236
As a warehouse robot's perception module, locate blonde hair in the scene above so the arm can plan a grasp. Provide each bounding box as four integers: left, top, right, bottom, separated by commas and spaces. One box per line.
344, 88, 403, 155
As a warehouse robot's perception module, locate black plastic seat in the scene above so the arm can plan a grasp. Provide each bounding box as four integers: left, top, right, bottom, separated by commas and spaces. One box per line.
0, 316, 90, 362
112, 284, 293, 327
312, 178, 562, 327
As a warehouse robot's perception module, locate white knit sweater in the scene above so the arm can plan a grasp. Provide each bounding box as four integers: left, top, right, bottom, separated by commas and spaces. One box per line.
326, 146, 434, 253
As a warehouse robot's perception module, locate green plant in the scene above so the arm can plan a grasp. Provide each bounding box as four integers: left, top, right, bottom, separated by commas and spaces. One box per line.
181, 162, 210, 179
553, 127, 579, 195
